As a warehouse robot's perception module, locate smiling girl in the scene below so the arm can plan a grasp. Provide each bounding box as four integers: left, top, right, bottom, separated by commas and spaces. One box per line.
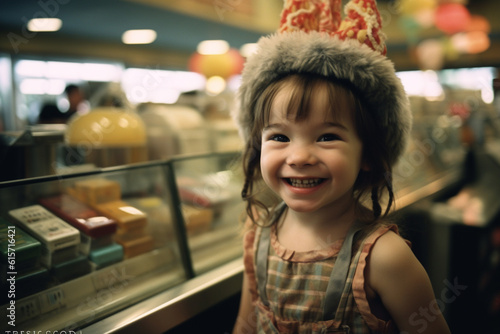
231, 0, 451, 333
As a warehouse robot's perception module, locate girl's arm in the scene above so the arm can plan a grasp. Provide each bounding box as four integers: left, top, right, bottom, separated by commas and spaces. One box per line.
367, 231, 451, 334
232, 271, 256, 334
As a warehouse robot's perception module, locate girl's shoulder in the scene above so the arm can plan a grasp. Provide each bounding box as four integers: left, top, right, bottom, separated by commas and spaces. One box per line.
361, 221, 420, 298
361, 223, 451, 333
357, 221, 411, 269
354, 222, 412, 304
356, 220, 403, 245
367, 227, 412, 268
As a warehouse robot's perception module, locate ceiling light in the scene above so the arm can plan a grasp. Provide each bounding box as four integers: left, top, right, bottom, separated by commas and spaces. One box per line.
239, 43, 258, 57
205, 76, 226, 95
19, 78, 65, 95
197, 40, 229, 55
15, 60, 47, 77
15, 60, 123, 82
27, 18, 62, 32
81, 63, 123, 82
122, 29, 157, 45
121, 68, 206, 104
20, 79, 47, 95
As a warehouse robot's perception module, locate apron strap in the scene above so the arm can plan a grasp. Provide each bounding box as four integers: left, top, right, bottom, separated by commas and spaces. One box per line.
323, 223, 362, 321
256, 203, 287, 307
256, 225, 271, 306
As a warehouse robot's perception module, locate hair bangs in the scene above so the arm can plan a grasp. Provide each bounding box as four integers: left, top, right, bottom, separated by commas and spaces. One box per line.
273, 75, 357, 126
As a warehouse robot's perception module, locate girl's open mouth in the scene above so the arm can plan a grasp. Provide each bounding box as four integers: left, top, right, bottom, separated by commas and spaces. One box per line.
285, 178, 325, 188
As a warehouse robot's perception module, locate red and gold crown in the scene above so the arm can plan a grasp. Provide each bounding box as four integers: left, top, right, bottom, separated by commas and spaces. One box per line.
278, 0, 386, 55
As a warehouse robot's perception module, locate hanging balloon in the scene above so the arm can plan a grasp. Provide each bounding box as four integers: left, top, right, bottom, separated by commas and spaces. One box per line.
399, 0, 436, 16
442, 37, 460, 61
467, 31, 490, 54
188, 49, 244, 79
399, 15, 421, 46
413, 9, 435, 28
451, 31, 490, 54
451, 33, 469, 53
466, 15, 491, 33
416, 39, 445, 70
435, 3, 471, 34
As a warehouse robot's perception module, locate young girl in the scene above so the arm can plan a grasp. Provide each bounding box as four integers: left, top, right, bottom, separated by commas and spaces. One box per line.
232, 0, 451, 333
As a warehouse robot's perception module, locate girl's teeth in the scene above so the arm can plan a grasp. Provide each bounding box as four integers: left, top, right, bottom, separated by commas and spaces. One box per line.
288, 178, 322, 188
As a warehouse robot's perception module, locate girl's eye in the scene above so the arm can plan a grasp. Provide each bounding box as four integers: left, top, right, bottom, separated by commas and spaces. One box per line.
318, 134, 342, 142
269, 134, 289, 142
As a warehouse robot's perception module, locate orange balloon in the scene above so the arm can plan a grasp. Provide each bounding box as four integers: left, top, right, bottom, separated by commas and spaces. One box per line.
188, 49, 244, 79
435, 3, 471, 34
466, 15, 491, 33
466, 31, 490, 54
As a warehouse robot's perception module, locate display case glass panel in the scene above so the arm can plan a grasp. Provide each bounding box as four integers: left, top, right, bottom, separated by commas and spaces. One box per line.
171, 153, 245, 275
0, 161, 188, 332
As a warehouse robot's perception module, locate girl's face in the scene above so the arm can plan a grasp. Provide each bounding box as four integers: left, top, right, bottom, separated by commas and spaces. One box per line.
260, 82, 364, 215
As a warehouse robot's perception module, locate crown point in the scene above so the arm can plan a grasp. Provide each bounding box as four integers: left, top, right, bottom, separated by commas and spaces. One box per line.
357, 30, 367, 43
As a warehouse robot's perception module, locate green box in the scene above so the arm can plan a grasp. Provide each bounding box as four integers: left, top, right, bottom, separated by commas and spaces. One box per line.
0, 217, 42, 266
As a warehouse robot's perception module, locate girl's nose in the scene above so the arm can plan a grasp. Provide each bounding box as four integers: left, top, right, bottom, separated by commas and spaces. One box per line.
286, 144, 318, 168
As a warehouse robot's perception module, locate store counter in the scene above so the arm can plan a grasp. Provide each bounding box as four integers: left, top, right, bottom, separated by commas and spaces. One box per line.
82, 258, 243, 333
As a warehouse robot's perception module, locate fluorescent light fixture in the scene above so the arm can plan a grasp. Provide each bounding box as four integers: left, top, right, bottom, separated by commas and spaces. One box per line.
81, 63, 123, 82
122, 68, 206, 104
197, 40, 229, 55
47, 61, 81, 79
122, 29, 157, 44
122, 68, 206, 93
20, 79, 46, 95
27, 18, 62, 32
169, 71, 206, 92
149, 89, 181, 104
46, 79, 66, 95
239, 43, 258, 57
19, 78, 65, 95
397, 70, 444, 100
15, 60, 47, 77
16, 60, 123, 82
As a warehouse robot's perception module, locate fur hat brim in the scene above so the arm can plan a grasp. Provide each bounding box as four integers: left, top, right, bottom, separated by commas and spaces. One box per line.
236, 31, 412, 166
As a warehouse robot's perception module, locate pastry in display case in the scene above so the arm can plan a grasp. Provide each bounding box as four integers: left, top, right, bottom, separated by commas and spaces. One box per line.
0, 151, 243, 332
38, 194, 123, 270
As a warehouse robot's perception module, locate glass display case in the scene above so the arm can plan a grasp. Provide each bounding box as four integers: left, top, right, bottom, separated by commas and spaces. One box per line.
171, 154, 244, 276
0, 151, 244, 332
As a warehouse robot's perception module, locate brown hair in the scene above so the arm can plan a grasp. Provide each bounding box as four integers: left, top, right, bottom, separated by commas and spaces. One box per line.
241, 73, 395, 226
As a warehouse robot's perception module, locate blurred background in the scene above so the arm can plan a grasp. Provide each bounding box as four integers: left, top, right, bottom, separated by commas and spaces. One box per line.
0, 1, 500, 333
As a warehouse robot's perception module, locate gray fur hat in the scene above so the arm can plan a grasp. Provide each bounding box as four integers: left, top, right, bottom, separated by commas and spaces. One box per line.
235, 0, 412, 167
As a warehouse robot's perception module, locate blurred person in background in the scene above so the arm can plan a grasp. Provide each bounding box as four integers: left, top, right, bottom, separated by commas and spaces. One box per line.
38, 84, 86, 124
